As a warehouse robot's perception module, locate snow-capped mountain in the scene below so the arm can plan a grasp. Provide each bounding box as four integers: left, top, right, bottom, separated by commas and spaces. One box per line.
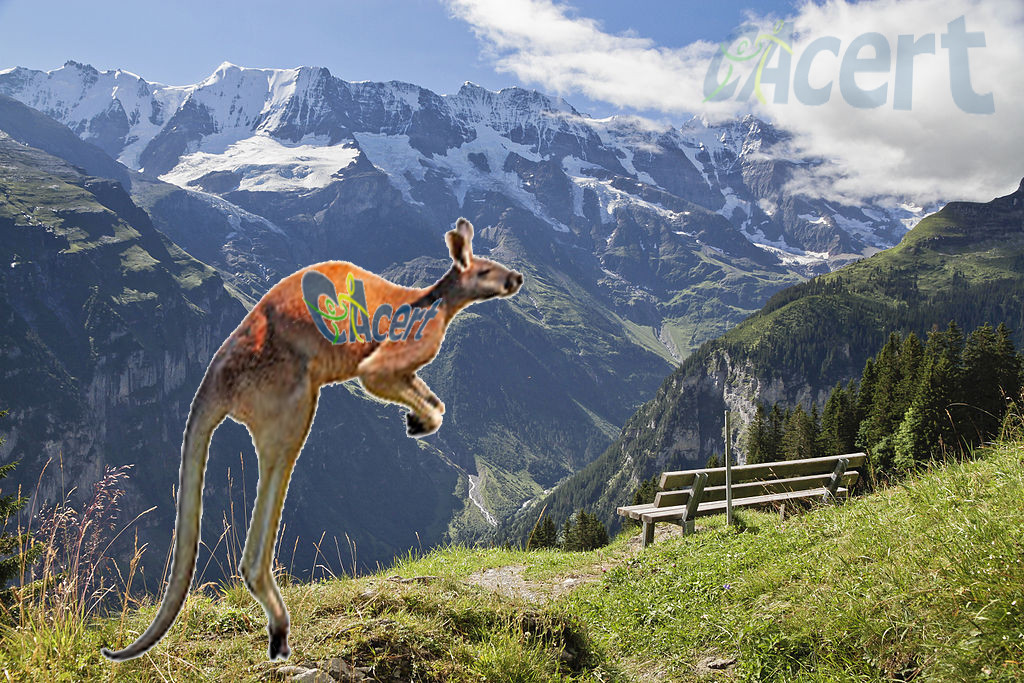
0, 61, 924, 272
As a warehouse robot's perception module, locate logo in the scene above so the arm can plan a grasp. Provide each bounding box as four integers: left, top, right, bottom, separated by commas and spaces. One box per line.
703, 15, 993, 113
301, 270, 441, 345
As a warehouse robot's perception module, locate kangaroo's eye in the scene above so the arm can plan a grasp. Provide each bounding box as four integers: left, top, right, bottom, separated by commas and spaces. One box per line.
477, 268, 492, 278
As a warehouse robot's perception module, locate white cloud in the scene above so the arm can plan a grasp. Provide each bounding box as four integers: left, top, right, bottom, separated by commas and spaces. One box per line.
447, 0, 1024, 205
448, 0, 721, 115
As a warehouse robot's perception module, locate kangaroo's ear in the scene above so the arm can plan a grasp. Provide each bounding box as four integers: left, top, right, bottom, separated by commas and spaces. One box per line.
446, 218, 474, 270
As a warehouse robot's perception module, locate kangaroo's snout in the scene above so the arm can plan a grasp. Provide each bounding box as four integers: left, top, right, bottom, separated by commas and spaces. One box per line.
505, 271, 523, 295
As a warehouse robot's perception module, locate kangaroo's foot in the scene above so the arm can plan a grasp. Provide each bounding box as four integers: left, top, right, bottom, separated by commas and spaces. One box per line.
406, 411, 441, 437
268, 626, 290, 661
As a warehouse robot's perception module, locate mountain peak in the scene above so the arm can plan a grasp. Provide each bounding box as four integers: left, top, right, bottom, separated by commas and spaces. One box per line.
449, 81, 580, 120
200, 62, 332, 86
61, 59, 97, 74
216, 60, 240, 71
202, 61, 245, 84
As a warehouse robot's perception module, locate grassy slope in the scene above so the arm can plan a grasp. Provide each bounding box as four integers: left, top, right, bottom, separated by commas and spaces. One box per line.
572, 440, 1024, 681
4, 433, 1023, 681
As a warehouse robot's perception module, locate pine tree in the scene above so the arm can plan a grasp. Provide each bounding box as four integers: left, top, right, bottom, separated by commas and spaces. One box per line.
842, 380, 861, 448
561, 511, 609, 551
819, 382, 859, 457
742, 404, 773, 464
529, 515, 558, 549
995, 323, 1022, 402
855, 358, 878, 429
632, 477, 659, 506
781, 405, 817, 460
893, 323, 965, 467
583, 512, 610, 550
859, 333, 904, 469
938, 321, 967, 438
767, 403, 786, 462
0, 462, 32, 591
962, 323, 1004, 441
896, 332, 924, 412
810, 404, 822, 459
561, 513, 583, 551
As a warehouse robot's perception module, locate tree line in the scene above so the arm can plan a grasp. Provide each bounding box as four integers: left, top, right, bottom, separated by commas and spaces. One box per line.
527, 509, 609, 552
741, 322, 1022, 480
694, 266, 1024, 391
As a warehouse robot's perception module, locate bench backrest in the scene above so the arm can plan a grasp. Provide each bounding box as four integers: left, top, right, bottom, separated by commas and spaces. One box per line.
654, 453, 866, 508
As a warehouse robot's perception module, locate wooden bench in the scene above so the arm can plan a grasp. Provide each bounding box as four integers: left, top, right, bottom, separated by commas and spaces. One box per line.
617, 453, 866, 547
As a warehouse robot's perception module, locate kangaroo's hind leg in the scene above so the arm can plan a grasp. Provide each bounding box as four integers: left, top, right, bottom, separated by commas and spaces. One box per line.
359, 371, 443, 437
239, 381, 318, 660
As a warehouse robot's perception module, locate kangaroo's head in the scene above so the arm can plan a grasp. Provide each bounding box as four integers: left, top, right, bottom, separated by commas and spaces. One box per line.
441, 218, 523, 308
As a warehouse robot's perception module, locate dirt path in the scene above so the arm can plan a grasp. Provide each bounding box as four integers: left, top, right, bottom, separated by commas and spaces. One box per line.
465, 523, 690, 603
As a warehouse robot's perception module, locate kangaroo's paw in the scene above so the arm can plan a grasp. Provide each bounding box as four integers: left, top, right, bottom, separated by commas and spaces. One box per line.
268, 628, 290, 661
406, 412, 441, 438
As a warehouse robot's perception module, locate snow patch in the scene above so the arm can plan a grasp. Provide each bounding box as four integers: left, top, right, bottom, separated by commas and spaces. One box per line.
717, 188, 748, 221
755, 243, 830, 266
797, 213, 830, 225
438, 122, 544, 209
563, 156, 695, 231
161, 133, 358, 192
352, 132, 427, 204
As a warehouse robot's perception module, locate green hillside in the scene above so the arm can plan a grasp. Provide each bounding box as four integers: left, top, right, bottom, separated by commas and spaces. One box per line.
713, 179, 1024, 385
0, 128, 249, 517
4, 432, 1022, 681
511, 180, 1024, 538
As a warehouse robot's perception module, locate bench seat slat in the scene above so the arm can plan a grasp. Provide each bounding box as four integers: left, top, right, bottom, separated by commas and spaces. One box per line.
638, 486, 848, 524
616, 503, 658, 519
660, 453, 865, 489
654, 471, 859, 508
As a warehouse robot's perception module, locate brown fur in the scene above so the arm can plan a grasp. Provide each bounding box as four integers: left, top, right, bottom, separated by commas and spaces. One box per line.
102, 218, 522, 662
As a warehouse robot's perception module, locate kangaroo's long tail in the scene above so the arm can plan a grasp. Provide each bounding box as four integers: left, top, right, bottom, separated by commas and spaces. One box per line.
101, 372, 227, 662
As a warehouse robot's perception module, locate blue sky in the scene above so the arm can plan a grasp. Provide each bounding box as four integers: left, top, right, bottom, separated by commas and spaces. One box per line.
0, 0, 794, 118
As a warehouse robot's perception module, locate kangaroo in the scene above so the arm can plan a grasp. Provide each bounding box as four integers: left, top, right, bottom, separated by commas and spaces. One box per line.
101, 218, 522, 662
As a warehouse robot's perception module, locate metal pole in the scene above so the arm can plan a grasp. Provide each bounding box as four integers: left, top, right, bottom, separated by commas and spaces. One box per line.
725, 409, 733, 526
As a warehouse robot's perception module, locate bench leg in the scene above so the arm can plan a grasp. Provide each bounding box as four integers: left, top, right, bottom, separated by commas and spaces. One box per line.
682, 519, 695, 535
642, 521, 655, 547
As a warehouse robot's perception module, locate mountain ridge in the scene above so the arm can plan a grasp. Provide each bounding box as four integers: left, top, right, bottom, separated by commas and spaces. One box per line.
0, 61, 927, 271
